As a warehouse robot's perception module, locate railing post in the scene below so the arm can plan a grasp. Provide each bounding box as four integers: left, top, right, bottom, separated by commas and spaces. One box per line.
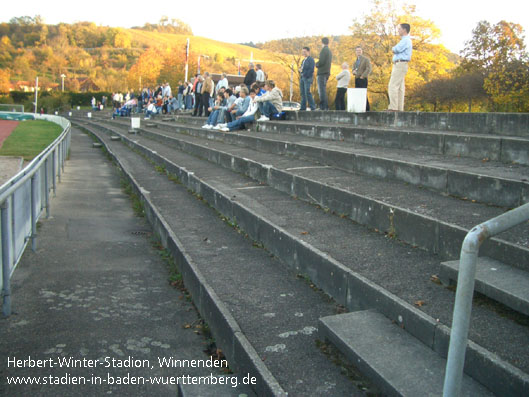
57, 144, 62, 183
443, 202, 529, 396
52, 149, 57, 196
2, 200, 12, 317
30, 175, 38, 252
44, 158, 50, 218
442, 227, 482, 397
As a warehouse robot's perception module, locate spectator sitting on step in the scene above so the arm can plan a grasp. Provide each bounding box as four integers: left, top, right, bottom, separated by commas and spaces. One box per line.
255, 80, 283, 121
251, 82, 266, 96
167, 95, 178, 114
145, 99, 157, 119
220, 88, 238, 124
155, 95, 163, 114
202, 92, 227, 129
218, 88, 259, 132
229, 86, 251, 122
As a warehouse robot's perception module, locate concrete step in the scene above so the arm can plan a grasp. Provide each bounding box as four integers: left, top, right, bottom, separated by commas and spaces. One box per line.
74, 118, 529, 396
440, 257, 529, 316
98, 117, 529, 270
76, 122, 370, 396
319, 310, 494, 396
133, 117, 529, 209
258, 120, 529, 165
283, 110, 529, 138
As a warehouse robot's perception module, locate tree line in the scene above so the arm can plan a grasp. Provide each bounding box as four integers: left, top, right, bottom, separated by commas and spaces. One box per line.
1, 1, 528, 112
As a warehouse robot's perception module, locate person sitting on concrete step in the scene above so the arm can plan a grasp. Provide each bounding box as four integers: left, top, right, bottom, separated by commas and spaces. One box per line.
255, 80, 283, 122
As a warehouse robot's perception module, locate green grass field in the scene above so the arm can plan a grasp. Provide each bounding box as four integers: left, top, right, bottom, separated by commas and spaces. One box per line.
0, 120, 63, 161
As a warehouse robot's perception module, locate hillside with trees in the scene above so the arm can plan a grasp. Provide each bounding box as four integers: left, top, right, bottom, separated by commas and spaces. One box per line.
1, 0, 528, 112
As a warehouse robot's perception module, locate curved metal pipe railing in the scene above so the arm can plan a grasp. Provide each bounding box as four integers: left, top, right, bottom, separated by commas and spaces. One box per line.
1, 114, 71, 316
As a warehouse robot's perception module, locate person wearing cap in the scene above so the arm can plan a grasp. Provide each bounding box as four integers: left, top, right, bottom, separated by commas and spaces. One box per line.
387, 23, 412, 111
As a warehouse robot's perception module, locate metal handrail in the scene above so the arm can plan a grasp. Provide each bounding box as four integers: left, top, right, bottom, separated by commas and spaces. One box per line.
442, 202, 529, 396
1, 113, 71, 316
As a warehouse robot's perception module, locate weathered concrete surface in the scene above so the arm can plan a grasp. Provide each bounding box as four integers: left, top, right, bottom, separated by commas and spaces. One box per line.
284, 110, 529, 137
440, 257, 529, 316
76, 119, 529, 396
319, 310, 494, 396
96, 119, 529, 268
0, 130, 240, 396
80, 125, 371, 396
0, 156, 23, 186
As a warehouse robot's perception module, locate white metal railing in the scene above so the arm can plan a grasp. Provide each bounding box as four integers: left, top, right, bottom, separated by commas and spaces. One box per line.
443, 202, 529, 396
1, 113, 71, 316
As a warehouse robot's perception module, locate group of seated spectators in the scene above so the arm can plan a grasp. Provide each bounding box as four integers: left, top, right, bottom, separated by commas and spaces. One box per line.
201, 80, 284, 132
110, 64, 285, 132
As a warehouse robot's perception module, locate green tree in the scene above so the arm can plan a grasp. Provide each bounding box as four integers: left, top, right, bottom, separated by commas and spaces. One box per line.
460, 20, 529, 111
338, 0, 454, 109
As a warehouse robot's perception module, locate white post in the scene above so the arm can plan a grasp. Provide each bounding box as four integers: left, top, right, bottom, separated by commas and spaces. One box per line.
290, 64, 294, 103
185, 38, 190, 83
34, 77, 39, 114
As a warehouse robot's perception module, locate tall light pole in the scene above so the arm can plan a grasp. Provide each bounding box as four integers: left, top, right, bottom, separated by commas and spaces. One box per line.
61, 74, 66, 92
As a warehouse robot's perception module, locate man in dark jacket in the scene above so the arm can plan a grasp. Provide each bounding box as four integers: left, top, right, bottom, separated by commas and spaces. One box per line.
244, 63, 256, 90
352, 46, 373, 111
315, 37, 332, 110
299, 46, 316, 111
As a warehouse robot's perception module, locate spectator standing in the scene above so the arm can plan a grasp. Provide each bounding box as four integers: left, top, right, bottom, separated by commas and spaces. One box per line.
334, 63, 350, 111
387, 23, 412, 111
244, 63, 257, 90
216, 73, 229, 94
185, 81, 193, 109
201, 72, 214, 117
299, 46, 316, 111
192, 76, 203, 116
352, 46, 372, 111
256, 64, 265, 83
316, 37, 332, 110
177, 81, 185, 111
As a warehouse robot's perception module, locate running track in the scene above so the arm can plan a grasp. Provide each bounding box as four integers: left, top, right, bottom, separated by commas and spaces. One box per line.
0, 120, 19, 149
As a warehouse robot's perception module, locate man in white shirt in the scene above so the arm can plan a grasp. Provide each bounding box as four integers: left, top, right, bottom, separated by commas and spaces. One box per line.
388, 23, 412, 111
255, 64, 265, 82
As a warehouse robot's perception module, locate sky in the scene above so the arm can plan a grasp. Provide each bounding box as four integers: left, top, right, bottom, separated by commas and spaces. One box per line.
1, 0, 528, 54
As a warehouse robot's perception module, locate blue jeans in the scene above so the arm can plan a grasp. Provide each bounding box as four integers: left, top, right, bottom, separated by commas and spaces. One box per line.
206, 109, 220, 125
185, 95, 193, 109
258, 102, 278, 117
227, 115, 255, 131
300, 77, 316, 111
177, 94, 183, 110
317, 74, 330, 110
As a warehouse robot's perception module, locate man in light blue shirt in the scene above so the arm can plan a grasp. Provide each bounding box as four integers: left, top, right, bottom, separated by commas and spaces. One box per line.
387, 23, 412, 111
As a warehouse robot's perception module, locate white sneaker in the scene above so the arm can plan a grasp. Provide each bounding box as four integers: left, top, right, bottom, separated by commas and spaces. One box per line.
257, 115, 269, 122
218, 123, 227, 128
202, 124, 211, 129
220, 127, 230, 132
213, 125, 222, 130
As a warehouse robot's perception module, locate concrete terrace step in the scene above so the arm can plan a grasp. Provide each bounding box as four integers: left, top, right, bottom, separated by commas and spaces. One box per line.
319, 310, 494, 396
74, 119, 529, 396
259, 120, 529, 165
283, 110, 529, 138
440, 257, 529, 316
77, 124, 370, 396
96, 117, 529, 270
147, 116, 529, 208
